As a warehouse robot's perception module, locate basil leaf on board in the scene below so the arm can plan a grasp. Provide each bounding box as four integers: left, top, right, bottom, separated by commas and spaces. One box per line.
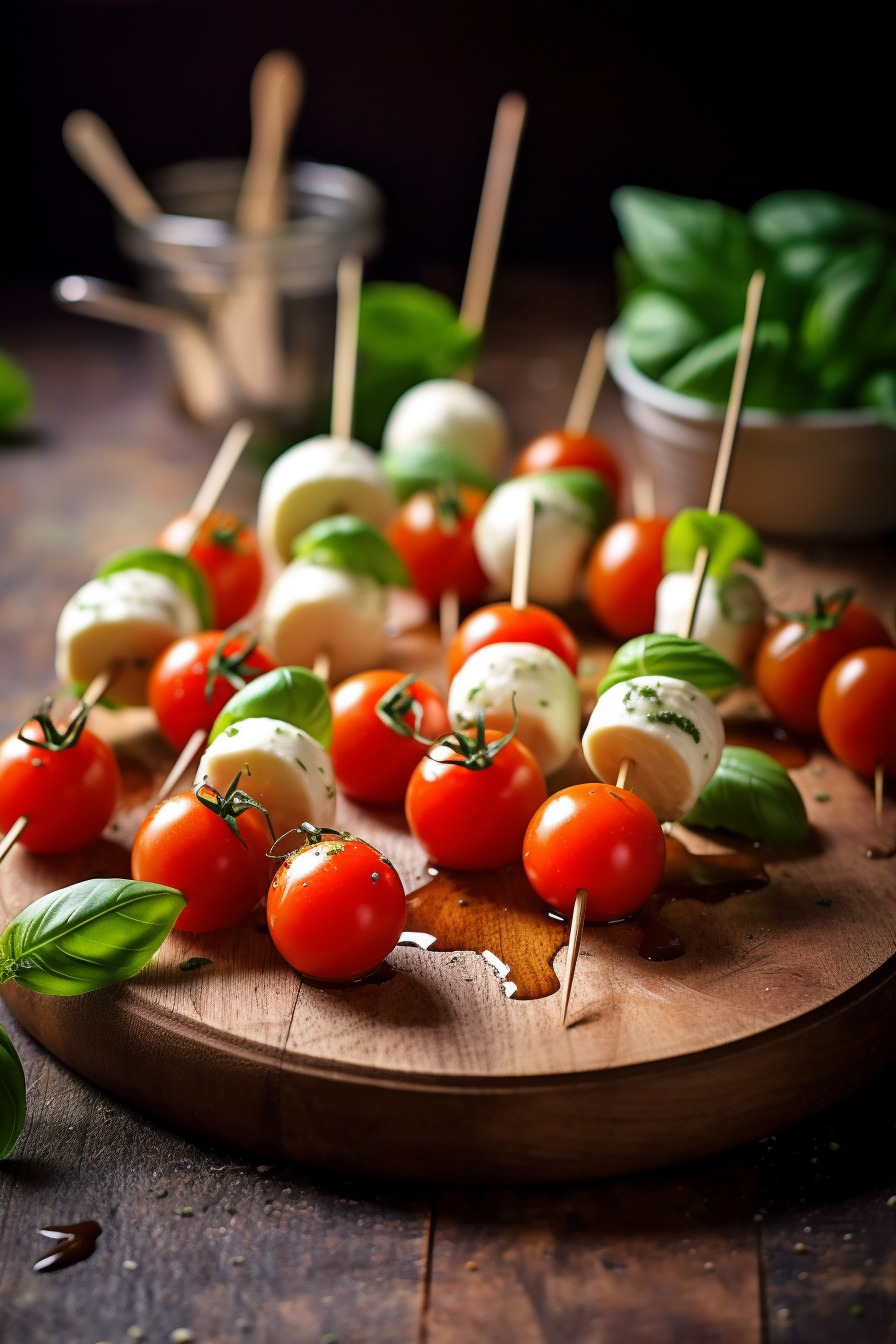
618, 290, 710, 380
0, 350, 33, 428
208, 666, 332, 747
95, 547, 213, 629
662, 509, 764, 579
380, 442, 496, 501
0, 1023, 26, 1160
661, 320, 816, 412
291, 515, 410, 588
0, 880, 185, 996
680, 745, 810, 843
598, 633, 740, 700
749, 191, 896, 250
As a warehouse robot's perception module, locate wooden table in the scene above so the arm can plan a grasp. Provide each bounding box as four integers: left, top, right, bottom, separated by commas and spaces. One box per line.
1, 272, 895, 1344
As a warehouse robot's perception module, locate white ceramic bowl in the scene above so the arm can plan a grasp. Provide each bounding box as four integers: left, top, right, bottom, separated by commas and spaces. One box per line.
607, 328, 896, 539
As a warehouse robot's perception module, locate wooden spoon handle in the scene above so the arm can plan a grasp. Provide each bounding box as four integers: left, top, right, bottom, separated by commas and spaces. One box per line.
63, 110, 159, 226
235, 51, 305, 236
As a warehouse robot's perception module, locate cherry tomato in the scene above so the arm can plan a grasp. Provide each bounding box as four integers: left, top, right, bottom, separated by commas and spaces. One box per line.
754, 592, 892, 737
267, 826, 407, 981
157, 508, 264, 628
818, 647, 896, 777
386, 486, 489, 606
330, 668, 451, 804
131, 776, 275, 932
446, 602, 580, 683
585, 516, 670, 640
405, 727, 547, 871
148, 630, 278, 750
0, 702, 120, 854
523, 783, 666, 921
512, 429, 622, 503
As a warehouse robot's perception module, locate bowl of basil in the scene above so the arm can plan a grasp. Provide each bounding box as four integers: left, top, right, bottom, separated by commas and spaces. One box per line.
607, 187, 896, 538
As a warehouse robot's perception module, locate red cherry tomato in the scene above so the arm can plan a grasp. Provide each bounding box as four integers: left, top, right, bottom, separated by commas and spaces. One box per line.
267, 828, 407, 981
0, 703, 120, 854
330, 668, 450, 805
446, 602, 580, 683
585, 516, 671, 640
131, 777, 275, 932
405, 728, 547, 871
157, 508, 264, 628
512, 429, 621, 503
754, 592, 892, 737
148, 630, 278, 750
386, 486, 489, 606
818, 647, 896, 777
523, 783, 666, 921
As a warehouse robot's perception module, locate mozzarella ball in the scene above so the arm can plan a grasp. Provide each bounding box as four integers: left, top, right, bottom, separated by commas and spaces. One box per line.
195, 715, 336, 847
472, 476, 597, 607
654, 570, 766, 672
582, 675, 724, 820
260, 560, 388, 684
56, 569, 201, 707
382, 379, 509, 475
257, 435, 397, 567
448, 640, 581, 776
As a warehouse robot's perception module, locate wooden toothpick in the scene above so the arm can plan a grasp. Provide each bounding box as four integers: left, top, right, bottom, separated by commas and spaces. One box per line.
331, 254, 363, 441
564, 329, 607, 435
510, 490, 536, 612
180, 419, 255, 551
560, 889, 588, 1026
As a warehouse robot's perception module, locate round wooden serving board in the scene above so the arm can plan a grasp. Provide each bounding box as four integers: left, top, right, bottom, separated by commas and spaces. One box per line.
3, 612, 896, 1185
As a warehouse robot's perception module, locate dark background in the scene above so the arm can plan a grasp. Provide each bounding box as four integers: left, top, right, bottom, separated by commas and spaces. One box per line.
2, 1, 892, 288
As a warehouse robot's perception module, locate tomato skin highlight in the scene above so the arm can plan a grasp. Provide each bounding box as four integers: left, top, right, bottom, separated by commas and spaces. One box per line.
149, 630, 278, 750
754, 600, 892, 737
512, 430, 622, 503
329, 668, 450, 804
386, 486, 489, 606
405, 730, 547, 871
446, 602, 580, 683
0, 717, 120, 854
157, 508, 264, 629
585, 516, 670, 640
818, 647, 896, 777
523, 783, 666, 922
131, 792, 274, 932
267, 837, 406, 981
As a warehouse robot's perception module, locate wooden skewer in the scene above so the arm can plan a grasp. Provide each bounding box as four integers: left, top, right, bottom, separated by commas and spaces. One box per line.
312, 650, 332, 685
62, 110, 160, 227
439, 588, 460, 649
178, 419, 255, 552
510, 490, 536, 612
330, 254, 363, 441
153, 728, 208, 806
875, 761, 885, 827
564, 329, 607, 436
629, 470, 656, 520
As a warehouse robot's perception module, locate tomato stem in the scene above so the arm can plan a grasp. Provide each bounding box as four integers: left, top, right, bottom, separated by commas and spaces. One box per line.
17, 699, 90, 753
204, 632, 265, 703
770, 587, 856, 639
194, 770, 274, 846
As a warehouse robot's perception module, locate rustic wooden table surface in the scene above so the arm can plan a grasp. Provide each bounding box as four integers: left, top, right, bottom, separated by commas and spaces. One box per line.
1, 272, 895, 1344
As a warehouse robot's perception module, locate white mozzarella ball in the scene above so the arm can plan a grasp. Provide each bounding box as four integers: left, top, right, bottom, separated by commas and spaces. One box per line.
582, 675, 724, 820
382, 379, 508, 475
260, 560, 388, 684
56, 569, 201, 707
195, 715, 336, 847
448, 640, 581, 776
472, 476, 596, 607
654, 571, 766, 672
257, 435, 397, 566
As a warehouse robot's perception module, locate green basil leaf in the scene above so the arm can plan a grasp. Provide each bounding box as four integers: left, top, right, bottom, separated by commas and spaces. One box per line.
380, 442, 496, 501
529, 469, 615, 534
660, 320, 816, 412
859, 369, 896, 428
0, 880, 185, 996
680, 745, 810, 843
95, 547, 213, 629
619, 290, 710, 379
800, 243, 896, 398
208, 666, 332, 747
598, 633, 740, 699
290, 514, 410, 588
749, 190, 896, 250
0, 1023, 26, 1160
611, 187, 766, 328
0, 350, 33, 428
662, 508, 764, 579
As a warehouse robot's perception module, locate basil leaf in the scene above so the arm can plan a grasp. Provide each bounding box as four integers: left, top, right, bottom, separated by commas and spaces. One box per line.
0, 880, 185, 996
619, 290, 710, 379
598, 633, 740, 700
291, 515, 410, 588
680, 745, 810, 843
661, 320, 816, 412
380, 442, 496, 501
208, 666, 332, 747
529, 469, 614, 534
800, 242, 896, 399
860, 369, 896, 428
95, 547, 213, 629
662, 509, 764, 579
749, 190, 896, 250
0, 350, 33, 428
0, 1023, 26, 1160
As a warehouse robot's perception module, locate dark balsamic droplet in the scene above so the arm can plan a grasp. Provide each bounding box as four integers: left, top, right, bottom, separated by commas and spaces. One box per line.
33, 1220, 102, 1272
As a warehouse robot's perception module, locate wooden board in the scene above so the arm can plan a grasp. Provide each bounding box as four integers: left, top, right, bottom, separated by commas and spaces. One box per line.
2, 550, 896, 1185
